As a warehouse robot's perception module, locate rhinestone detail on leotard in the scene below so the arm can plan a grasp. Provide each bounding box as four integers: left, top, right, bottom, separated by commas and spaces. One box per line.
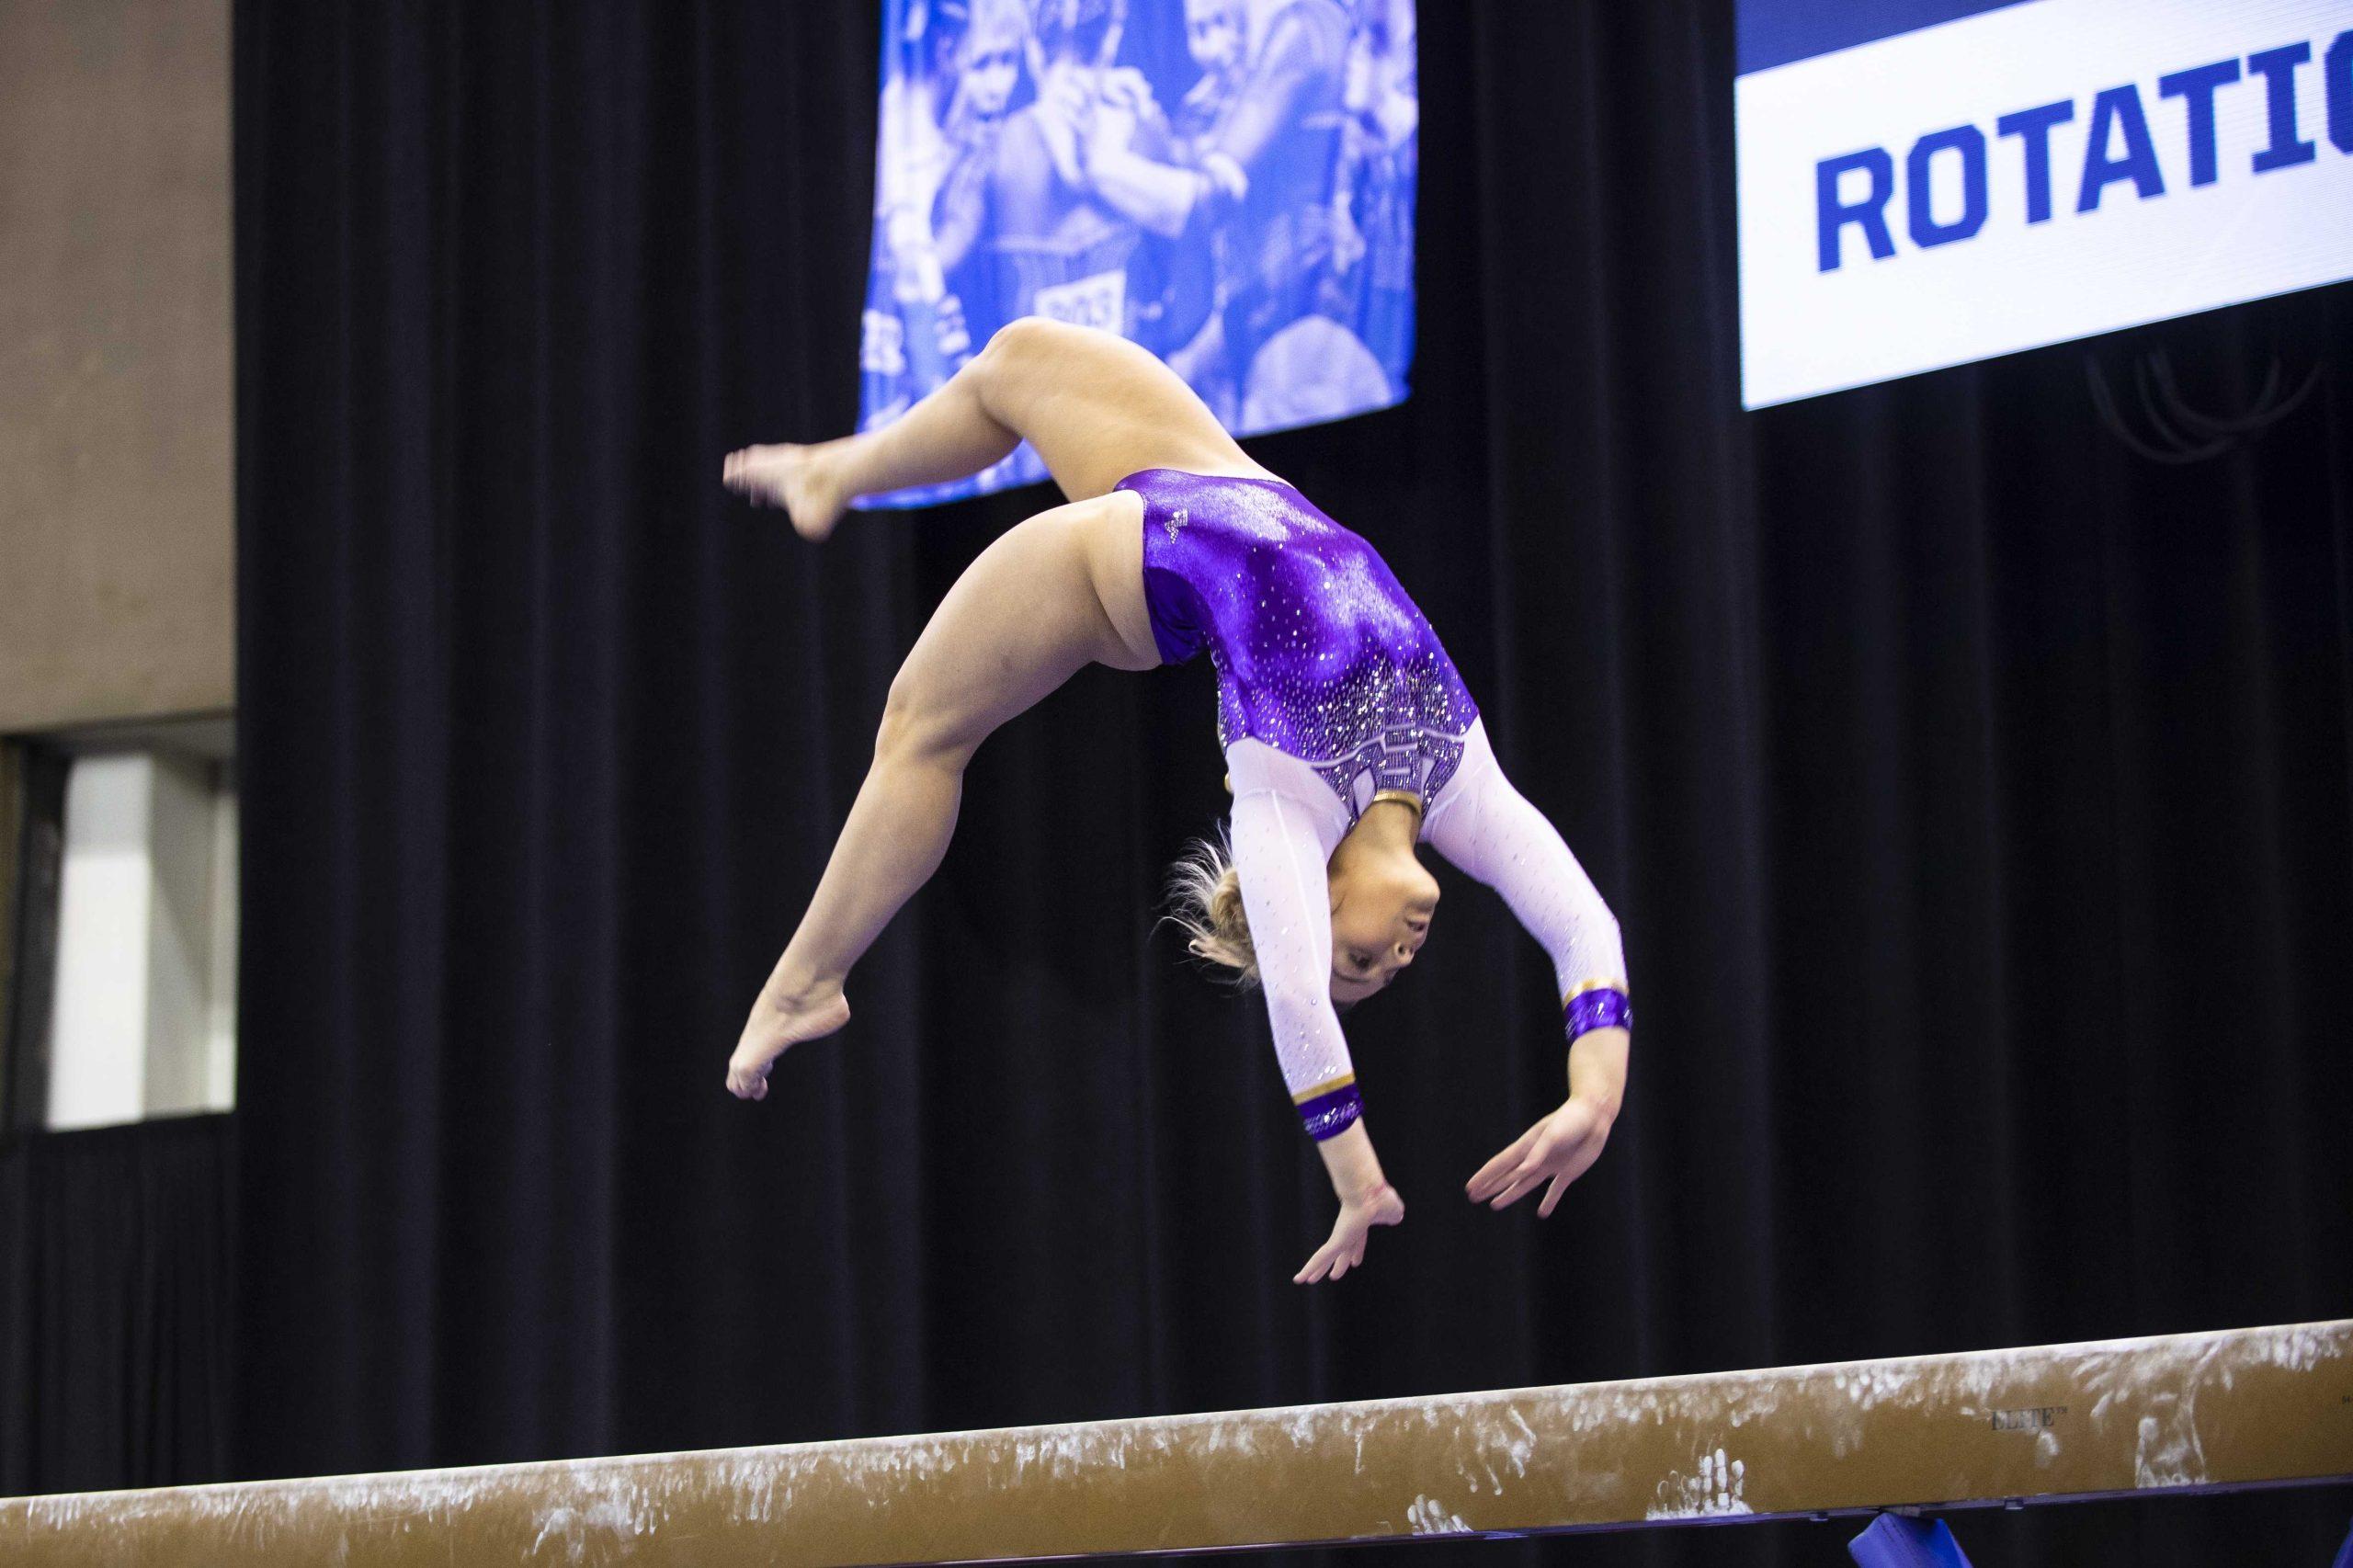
1121, 468, 1478, 819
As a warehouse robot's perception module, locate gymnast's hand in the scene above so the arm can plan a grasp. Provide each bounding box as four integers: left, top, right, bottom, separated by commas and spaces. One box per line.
1294, 1181, 1404, 1285
1465, 1096, 1612, 1218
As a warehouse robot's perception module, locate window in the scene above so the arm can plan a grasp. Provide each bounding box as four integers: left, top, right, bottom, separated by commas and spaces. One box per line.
1, 715, 236, 1132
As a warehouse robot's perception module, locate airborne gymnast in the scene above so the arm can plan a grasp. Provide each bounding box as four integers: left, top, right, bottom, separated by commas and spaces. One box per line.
721, 319, 1630, 1285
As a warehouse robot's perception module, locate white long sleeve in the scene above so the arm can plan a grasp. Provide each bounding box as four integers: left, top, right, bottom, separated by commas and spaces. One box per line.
1423, 722, 1629, 1019
1221, 723, 1630, 1142
1223, 742, 1362, 1139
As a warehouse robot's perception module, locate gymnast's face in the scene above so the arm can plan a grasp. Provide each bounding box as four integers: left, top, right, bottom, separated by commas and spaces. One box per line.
1325, 849, 1439, 1005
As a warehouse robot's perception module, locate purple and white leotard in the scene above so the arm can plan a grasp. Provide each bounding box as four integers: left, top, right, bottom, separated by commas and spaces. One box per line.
1118, 468, 1631, 1142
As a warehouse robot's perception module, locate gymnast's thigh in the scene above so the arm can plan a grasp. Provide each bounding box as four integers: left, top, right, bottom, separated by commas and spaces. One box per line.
889, 495, 1152, 756
1080, 490, 1159, 672
981, 318, 1268, 502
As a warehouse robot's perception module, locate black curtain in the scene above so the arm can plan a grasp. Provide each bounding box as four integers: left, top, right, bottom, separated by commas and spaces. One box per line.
233, 2, 2353, 1563
0, 1115, 234, 1495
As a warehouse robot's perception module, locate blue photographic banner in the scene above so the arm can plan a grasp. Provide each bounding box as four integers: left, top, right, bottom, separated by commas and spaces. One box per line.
857, 0, 1418, 507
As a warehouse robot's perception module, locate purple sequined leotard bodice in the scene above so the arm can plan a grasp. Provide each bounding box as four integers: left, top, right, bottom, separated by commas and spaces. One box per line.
1118, 468, 1478, 816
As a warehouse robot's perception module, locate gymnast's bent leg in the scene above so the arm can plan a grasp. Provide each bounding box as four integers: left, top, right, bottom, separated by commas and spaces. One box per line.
722, 316, 1278, 536
724, 494, 1155, 1096
722, 322, 1281, 1096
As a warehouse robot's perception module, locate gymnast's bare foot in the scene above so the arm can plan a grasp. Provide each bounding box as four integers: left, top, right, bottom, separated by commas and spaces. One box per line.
722, 439, 856, 541
726, 975, 850, 1100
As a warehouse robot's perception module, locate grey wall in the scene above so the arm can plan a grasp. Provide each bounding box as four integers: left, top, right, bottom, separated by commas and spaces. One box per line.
0, 0, 233, 733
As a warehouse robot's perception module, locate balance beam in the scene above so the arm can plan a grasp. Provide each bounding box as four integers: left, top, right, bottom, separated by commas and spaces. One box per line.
6, 1320, 2349, 1565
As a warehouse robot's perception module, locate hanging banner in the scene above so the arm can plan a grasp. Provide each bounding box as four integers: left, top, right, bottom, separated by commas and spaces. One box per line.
858, 0, 1418, 506
1736, 0, 2353, 408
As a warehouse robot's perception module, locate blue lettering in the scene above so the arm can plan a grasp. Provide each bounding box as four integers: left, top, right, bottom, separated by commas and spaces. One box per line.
1809, 29, 2349, 272
2325, 29, 2353, 154
2247, 43, 2317, 172
2157, 60, 2242, 187
1996, 101, 2075, 223
1906, 125, 1989, 247
1817, 148, 1896, 271
2077, 85, 2165, 211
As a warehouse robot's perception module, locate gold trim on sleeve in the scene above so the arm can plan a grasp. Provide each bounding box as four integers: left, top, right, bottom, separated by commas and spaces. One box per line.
1292, 1073, 1358, 1104
1563, 979, 1630, 1008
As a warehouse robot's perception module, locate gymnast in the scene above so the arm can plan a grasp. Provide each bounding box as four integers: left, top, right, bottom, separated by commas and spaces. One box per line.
721, 319, 1629, 1285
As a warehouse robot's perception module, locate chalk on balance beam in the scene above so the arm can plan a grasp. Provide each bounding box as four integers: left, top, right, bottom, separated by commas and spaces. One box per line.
6, 1319, 2349, 1566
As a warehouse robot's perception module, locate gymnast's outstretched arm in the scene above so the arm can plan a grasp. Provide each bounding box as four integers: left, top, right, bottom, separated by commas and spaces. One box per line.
1424, 724, 1631, 1217
1226, 781, 1405, 1283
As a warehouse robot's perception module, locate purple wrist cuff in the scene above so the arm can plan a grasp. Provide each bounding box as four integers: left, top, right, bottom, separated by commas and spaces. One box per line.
1564, 987, 1632, 1039
1298, 1082, 1364, 1142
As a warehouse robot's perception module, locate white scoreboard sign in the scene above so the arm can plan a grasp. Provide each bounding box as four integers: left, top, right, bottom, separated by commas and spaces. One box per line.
1735, 0, 2353, 408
